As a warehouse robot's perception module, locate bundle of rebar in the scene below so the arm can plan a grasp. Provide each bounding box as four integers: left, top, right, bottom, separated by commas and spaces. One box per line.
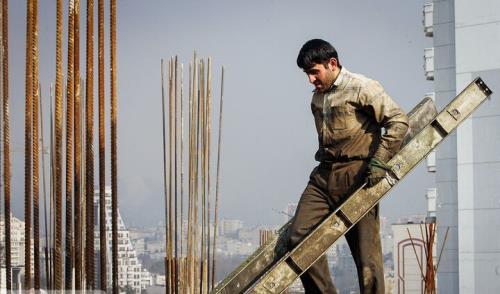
259, 229, 275, 246
161, 54, 225, 293
0, 0, 119, 291
407, 220, 450, 294
0, 1, 235, 293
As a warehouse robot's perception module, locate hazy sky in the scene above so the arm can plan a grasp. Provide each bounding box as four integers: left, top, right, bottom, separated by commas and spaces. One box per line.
7, 0, 435, 227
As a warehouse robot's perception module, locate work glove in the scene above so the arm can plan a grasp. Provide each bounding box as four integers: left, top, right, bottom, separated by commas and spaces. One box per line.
366, 157, 391, 187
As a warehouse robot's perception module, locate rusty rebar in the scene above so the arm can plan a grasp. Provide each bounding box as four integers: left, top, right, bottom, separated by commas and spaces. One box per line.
49, 82, 56, 290
65, 0, 75, 288
161, 58, 168, 292
32, 0, 41, 288
436, 226, 450, 272
97, 0, 107, 290
73, 0, 83, 289
206, 58, 212, 291
54, 0, 64, 289
24, 0, 34, 288
407, 228, 425, 280
110, 0, 119, 292
180, 64, 184, 261
47, 83, 55, 290
199, 59, 208, 294
168, 57, 174, 294
174, 56, 179, 294
180, 63, 185, 292
193, 55, 200, 293
211, 66, 224, 290
1, 0, 11, 290
187, 57, 196, 293
187, 61, 194, 293
40, 84, 50, 290
85, 0, 95, 289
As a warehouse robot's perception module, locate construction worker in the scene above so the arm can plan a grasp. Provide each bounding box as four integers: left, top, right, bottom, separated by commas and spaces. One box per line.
288, 39, 409, 293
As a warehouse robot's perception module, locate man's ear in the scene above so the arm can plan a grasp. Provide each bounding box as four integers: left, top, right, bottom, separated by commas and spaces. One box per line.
327, 58, 338, 70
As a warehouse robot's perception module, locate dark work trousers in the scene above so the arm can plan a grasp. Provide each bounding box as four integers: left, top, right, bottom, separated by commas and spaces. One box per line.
288, 160, 384, 294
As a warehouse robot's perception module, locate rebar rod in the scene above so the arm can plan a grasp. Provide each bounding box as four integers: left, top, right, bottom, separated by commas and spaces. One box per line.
426, 222, 436, 293
40, 84, 50, 290
97, 0, 107, 290
419, 223, 429, 277
65, 0, 75, 288
49, 82, 56, 290
161, 59, 169, 292
79, 77, 86, 288
73, 0, 83, 289
187, 61, 194, 293
1, 0, 11, 290
168, 57, 174, 294
174, 56, 179, 294
49, 82, 56, 289
206, 58, 212, 291
85, 0, 95, 288
436, 226, 449, 272
32, 0, 41, 288
189, 54, 199, 293
24, 0, 34, 288
407, 228, 425, 280
211, 66, 224, 290
179, 62, 185, 292
110, 0, 119, 292
200, 59, 209, 294
198, 59, 204, 294
193, 55, 200, 293
180, 63, 184, 261
53, 0, 64, 289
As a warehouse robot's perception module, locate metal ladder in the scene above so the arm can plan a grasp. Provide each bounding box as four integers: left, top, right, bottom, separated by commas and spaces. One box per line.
212, 78, 492, 294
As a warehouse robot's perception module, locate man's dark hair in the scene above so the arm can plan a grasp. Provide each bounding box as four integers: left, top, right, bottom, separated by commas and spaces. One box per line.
296, 39, 340, 70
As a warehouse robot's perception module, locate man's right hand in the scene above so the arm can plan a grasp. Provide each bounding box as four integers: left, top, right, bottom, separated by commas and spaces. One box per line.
366, 158, 391, 187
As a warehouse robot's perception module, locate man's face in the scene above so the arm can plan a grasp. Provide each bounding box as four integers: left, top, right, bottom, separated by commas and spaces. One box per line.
304, 59, 339, 93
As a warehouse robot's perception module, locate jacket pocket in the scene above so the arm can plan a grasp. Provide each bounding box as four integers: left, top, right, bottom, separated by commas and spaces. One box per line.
328, 105, 349, 130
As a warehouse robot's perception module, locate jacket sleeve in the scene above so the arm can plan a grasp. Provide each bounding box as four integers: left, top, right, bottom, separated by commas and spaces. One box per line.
358, 79, 409, 162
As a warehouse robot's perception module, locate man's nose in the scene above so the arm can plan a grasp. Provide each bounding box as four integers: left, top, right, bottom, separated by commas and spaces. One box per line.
308, 74, 316, 84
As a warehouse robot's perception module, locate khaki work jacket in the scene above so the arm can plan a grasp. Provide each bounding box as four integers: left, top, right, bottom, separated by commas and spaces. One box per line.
311, 67, 409, 163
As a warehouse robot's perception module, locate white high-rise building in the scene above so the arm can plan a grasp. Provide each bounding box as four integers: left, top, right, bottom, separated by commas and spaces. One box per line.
94, 187, 152, 293
425, 1, 500, 292
0, 214, 34, 290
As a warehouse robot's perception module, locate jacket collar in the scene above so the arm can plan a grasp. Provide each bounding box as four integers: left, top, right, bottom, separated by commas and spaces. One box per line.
316, 66, 349, 94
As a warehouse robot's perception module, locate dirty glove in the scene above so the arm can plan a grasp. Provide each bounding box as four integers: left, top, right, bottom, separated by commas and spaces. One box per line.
366, 157, 391, 187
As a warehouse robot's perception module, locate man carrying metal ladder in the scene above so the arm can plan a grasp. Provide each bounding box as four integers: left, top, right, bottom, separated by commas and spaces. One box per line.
290, 39, 409, 293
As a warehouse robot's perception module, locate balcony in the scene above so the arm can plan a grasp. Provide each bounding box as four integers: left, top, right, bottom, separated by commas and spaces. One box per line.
426, 188, 437, 217
424, 48, 434, 80
427, 151, 436, 172
423, 3, 434, 37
